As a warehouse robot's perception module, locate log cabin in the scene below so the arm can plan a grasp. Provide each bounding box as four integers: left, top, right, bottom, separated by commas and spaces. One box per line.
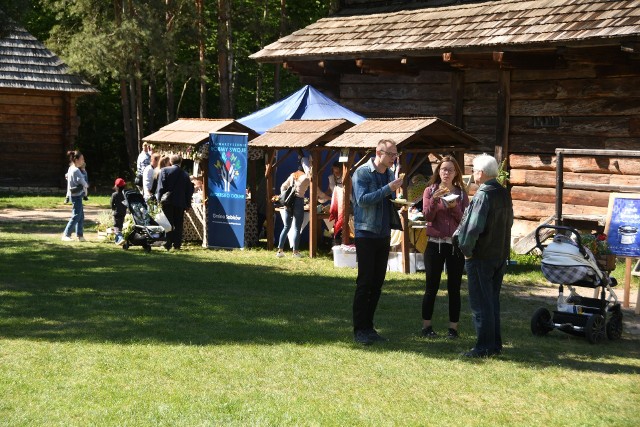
250, 0, 640, 243
0, 24, 96, 188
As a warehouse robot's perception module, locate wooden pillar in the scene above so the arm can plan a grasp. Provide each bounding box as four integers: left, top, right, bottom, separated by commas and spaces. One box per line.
202, 158, 209, 247
400, 154, 410, 274
309, 152, 320, 257
495, 69, 511, 165
451, 71, 466, 168
265, 150, 276, 250
555, 150, 564, 226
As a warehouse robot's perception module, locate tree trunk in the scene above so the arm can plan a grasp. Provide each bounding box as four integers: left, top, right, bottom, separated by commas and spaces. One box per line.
166, 0, 175, 122
218, 0, 232, 117
128, 77, 138, 146
148, 71, 156, 131
196, 0, 207, 118
274, 0, 286, 100
120, 79, 136, 169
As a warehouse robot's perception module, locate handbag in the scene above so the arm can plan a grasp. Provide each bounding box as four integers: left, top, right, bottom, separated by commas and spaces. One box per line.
280, 185, 296, 211
389, 200, 403, 231
155, 210, 173, 231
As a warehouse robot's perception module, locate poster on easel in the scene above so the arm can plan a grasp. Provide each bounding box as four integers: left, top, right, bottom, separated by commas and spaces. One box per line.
604, 193, 640, 257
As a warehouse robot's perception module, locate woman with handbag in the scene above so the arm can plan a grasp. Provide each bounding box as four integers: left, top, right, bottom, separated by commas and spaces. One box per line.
420, 156, 469, 339
276, 165, 309, 258
62, 150, 89, 242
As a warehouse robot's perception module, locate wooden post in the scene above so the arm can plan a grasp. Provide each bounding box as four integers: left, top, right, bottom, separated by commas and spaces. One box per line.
495, 69, 511, 165
309, 152, 320, 257
202, 158, 208, 248
265, 150, 276, 251
400, 154, 410, 274
555, 150, 564, 226
624, 257, 633, 308
451, 71, 465, 168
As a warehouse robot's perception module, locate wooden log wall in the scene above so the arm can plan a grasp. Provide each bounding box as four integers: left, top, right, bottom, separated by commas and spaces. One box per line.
0, 88, 79, 187
339, 59, 640, 243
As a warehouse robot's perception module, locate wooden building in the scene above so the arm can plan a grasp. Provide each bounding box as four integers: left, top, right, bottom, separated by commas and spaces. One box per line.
250, 0, 640, 241
0, 25, 96, 188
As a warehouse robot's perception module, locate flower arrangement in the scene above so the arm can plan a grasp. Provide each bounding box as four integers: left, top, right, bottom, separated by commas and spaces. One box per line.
581, 232, 611, 256
121, 214, 135, 241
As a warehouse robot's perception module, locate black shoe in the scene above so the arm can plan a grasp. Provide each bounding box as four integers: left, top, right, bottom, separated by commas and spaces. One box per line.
421, 326, 438, 338
163, 242, 171, 251
367, 329, 388, 342
447, 328, 459, 339
354, 330, 373, 345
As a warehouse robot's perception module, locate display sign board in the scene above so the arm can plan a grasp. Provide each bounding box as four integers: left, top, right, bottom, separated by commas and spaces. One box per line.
207, 132, 248, 249
604, 193, 640, 257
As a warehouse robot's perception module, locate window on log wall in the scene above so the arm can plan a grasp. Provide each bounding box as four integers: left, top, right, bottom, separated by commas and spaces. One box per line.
532, 116, 562, 128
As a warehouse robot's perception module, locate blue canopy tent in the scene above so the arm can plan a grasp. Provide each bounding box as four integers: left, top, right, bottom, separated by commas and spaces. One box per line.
239, 85, 365, 252
238, 85, 365, 134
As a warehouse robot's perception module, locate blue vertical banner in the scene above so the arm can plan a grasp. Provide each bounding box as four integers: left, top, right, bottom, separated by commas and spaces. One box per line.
207, 132, 248, 249
606, 194, 640, 257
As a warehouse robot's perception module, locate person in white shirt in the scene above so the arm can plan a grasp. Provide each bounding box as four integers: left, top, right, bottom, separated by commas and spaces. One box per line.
142, 153, 161, 200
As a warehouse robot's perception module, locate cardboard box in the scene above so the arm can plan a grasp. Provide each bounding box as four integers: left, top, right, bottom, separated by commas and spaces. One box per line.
387, 252, 425, 273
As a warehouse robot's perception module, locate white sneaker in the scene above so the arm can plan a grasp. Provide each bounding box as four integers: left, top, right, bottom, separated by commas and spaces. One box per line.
77, 236, 86, 242
293, 251, 302, 258
61, 235, 73, 241
275, 251, 285, 258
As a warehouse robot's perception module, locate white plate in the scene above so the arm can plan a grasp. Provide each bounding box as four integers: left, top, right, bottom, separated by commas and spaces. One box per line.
442, 194, 460, 203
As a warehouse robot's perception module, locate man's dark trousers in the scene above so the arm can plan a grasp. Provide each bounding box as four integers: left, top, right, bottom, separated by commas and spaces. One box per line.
353, 236, 391, 332
162, 202, 185, 250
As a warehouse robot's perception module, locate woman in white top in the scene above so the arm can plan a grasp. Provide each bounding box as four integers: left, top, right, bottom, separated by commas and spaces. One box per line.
62, 150, 89, 241
276, 166, 310, 258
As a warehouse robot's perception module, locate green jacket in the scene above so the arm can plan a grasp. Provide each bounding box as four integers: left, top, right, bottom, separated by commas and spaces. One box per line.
455, 179, 513, 259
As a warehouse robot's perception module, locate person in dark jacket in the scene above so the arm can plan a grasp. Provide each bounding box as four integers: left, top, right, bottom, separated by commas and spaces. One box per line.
156, 154, 194, 250
455, 154, 513, 358
111, 178, 127, 245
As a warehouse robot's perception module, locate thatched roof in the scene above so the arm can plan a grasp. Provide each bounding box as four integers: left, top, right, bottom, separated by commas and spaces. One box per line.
249, 119, 354, 148
142, 118, 259, 146
251, 0, 640, 62
0, 25, 96, 93
325, 117, 477, 151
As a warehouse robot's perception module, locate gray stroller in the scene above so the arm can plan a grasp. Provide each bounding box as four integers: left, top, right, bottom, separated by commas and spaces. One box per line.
531, 225, 622, 344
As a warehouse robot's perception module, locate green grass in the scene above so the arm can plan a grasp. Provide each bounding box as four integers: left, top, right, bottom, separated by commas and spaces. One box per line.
0, 193, 111, 210
0, 216, 638, 425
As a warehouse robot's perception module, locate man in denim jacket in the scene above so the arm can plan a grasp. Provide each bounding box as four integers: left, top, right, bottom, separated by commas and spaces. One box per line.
351, 139, 404, 345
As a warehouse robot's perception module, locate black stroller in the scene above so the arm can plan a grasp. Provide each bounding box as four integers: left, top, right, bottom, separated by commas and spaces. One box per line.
122, 190, 166, 252
531, 225, 622, 344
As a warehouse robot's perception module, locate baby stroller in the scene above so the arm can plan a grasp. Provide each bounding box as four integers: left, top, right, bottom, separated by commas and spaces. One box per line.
531, 225, 622, 344
122, 190, 166, 253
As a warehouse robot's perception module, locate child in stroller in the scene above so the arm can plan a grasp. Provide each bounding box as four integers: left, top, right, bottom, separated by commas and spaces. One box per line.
531, 225, 622, 344
122, 190, 166, 252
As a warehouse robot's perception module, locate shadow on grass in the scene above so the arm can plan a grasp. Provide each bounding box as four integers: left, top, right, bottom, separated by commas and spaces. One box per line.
0, 231, 638, 375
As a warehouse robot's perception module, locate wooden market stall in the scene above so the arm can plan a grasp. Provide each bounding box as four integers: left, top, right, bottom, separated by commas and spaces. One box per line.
325, 117, 478, 273
249, 119, 355, 256
141, 118, 259, 246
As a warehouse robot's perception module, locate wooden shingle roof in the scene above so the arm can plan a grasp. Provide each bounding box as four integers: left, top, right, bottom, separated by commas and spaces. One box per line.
251, 0, 640, 62
325, 117, 477, 150
249, 119, 354, 148
142, 118, 258, 146
0, 25, 96, 93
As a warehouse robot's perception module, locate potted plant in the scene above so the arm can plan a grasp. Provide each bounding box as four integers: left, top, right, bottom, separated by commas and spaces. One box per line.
581, 232, 616, 271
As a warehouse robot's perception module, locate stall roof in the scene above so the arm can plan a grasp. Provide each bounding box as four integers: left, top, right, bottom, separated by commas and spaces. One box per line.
249, 119, 354, 149
142, 118, 258, 145
325, 117, 477, 150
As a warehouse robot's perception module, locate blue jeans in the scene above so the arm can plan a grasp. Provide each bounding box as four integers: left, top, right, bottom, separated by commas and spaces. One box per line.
465, 257, 506, 354
278, 197, 304, 251
63, 195, 84, 237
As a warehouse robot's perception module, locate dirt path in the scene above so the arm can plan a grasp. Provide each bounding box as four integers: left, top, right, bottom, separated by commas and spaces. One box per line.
1, 206, 638, 336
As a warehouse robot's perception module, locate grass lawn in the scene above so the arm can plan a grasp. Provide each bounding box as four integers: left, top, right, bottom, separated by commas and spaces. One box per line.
0, 213, 638, 425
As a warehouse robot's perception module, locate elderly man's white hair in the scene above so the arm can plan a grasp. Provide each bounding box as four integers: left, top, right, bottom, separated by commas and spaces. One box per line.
473, 154, 499, 178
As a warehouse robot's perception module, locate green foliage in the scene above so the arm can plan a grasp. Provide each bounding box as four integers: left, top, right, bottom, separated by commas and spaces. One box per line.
497, 159, 510, 188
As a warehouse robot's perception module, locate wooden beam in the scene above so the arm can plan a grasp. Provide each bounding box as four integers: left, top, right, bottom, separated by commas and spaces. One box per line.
265, 150, 276, 251
309, 153, 320, 258
495, 69, 511, 165
341, 151, 356, 245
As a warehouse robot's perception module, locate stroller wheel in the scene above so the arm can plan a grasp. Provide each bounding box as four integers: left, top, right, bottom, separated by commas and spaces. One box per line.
531, 307, 553, 336
606, 307, 623, 340
585, 314, 606, 344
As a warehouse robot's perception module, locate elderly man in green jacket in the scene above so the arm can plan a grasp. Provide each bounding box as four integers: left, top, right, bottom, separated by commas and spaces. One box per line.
455, 154, 513, 358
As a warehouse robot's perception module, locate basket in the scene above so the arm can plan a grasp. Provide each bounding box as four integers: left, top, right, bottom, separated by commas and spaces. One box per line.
595, 254, 616, 272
